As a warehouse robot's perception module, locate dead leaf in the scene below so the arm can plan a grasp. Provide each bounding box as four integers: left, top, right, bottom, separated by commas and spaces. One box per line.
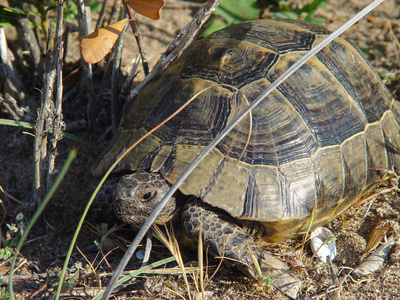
81, 19, 129, 64
284, 255, 305, 268
363, 219, 390, 258
354, 234, 396, 276
126, 0, 165, 20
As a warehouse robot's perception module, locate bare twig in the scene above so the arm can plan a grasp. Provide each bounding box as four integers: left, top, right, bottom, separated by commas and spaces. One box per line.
127, 0, 221, 102
7, 0, 44, 76
33, 64, 52, 198
33, 0, 65, 198
165, 0, 203, 9
0, 28, 24, 103
121, 55, 140, 93
95, 0, 111, 30
47, 0, 66, 188
123, 0, 149, 76
109, 0, 122, 25
327, 258, 340, 299
77, 0, 95, 127
110, 24, 127, 133
161, 0, 220, 62
62, 23, 79, 66
0, 94, 24, 120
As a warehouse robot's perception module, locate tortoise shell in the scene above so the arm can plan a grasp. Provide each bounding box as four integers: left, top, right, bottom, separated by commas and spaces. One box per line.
94, 19, 400, 243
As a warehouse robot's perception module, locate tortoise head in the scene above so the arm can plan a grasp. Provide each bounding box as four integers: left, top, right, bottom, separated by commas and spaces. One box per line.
112, 170, 179, 227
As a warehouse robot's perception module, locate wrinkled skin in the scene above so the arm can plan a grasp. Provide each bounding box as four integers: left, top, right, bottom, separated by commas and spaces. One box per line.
113, 171, 178, 227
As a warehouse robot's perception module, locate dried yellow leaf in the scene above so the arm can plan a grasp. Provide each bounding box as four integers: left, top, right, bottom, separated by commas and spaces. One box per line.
81, 19, 129, 64
365, 219, 390, 255
126, 0, 165, 20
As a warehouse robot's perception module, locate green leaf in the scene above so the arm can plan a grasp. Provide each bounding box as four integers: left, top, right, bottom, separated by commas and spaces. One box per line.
294, 0, 326, 16
274, 11, 299, 20
9, 149, 78, 299
0, 20, 18, 27
42, 1, 58, 8
305, 16, 326, 26
200, 17, 230, 37
201, 0, 260, 36
0, 5, 40, 27
0, 247, 15, 260
218, 0, 260, 21
1, 5, 39, 16
275, 0, 327, 24
64, 1, 78, 21
90, 1, 102, 13
0, 6, 22, 26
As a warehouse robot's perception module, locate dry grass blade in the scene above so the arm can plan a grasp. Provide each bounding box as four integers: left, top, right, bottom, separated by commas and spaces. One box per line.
76, 245, 97, 274
0, 184, 23, 205
152, 224, 193, 300
198, 213, 205, 299
249, 249, 263, 281
299, 209, 316, 261
362, 219, 391, 260
78, 80, 216, 299
235, 91, 252, 163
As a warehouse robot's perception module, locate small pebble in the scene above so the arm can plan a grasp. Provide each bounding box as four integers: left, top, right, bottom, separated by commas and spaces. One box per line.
136, 249, 145, 260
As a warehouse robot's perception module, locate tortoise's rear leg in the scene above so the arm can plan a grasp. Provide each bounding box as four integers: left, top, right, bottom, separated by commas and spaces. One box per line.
182, 197, 262, 279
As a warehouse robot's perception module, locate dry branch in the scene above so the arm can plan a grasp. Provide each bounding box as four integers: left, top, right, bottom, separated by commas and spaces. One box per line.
110, 26, 127, 133
33, 0, 65, 199
8, 0, 44, 76
123, 1, 149, 76
95, 0, 111, 30
0, 28, 24, 104
77, 0, 95, 127
0, 94, 24, 120
127, 0, 221, 103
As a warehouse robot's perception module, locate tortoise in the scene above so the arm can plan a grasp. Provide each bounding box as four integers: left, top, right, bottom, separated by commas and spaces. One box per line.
93, 19, 400, 279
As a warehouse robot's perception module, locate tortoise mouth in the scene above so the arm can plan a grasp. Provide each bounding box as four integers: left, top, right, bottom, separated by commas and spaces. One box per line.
114, 211, 148, 228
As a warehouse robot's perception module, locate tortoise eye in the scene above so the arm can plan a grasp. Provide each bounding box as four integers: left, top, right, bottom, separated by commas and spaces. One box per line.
141, 191, 156, 202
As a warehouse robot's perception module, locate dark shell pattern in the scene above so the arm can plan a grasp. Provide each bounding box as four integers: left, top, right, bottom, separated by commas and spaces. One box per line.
95, 19, 400, 242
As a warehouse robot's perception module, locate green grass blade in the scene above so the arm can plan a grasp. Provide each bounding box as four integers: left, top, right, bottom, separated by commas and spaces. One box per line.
8, 148, 77, 300
0, 118, 103, 151
92, 256, 176, 300
55, 166, 114, 298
